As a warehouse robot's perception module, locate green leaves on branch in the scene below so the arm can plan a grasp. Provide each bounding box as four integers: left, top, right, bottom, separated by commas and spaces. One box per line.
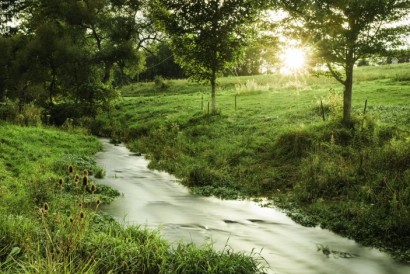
150, 0, 264, 112
278, 0, 410, 124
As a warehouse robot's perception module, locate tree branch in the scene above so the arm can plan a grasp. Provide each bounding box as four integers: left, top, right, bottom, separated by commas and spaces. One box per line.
326, 63, 345, 85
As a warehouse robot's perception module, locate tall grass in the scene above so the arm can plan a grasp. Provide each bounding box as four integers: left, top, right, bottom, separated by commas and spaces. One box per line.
0, 124, 265, 273
93, 63, 410, 262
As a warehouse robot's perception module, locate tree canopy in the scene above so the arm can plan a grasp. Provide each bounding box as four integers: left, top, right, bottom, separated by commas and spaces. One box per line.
0, 0, 158, 124
1, 0, 409, 125
151, 0, 264, 112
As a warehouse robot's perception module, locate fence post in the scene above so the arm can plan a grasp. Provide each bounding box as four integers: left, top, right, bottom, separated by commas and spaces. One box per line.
363, 98, 368, 115
320, 98, 326, 121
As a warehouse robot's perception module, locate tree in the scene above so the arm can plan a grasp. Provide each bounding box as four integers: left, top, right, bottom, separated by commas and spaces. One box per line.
82, 0, 155, 84
232, 33, 279, 76
138, 40, 184, 81
151, 0, 264, 113
0, 0, 26, 35
278, 0, 410, 125
0, 0, 157, 115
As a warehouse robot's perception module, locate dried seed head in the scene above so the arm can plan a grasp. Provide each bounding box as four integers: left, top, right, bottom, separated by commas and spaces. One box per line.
58, 178, 63, 186
69, 217, 74, 223
83, 169, 88, 176
96, 199, 101, 205
82, 176, 88, 187
68, 165, 74, 173
74, 174, 80, 184
43, 203, 49, 212
78, 202, 83, 208
91, 184, 96, 193
79, 211, 85, 219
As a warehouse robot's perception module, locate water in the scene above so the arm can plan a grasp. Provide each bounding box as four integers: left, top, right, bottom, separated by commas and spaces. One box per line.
95, 139, 410, 274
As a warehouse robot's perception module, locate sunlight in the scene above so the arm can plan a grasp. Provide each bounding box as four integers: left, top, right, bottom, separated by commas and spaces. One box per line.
280, 47, 306, 74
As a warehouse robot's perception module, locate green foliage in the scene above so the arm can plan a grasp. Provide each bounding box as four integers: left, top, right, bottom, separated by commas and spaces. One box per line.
0, 0, 153, 119
152, 0, 261, 81
0, 99, 43, 126
317, 89, 343, 118
0, 124, 264, 273
165, 243, 263, 274
94, 63, 410, 261
154, 75, 169, 90
139, 40, 185, 81
151, 0, 264, 112
278, 0, 410, 124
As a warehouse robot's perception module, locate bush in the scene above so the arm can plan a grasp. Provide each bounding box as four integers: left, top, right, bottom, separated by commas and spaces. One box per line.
0, 99, 18, 122
271, 126, 316, 161
185, 165, 220, 187
154, 75, 169, 90
0, 100, 42, 126
47, 103, 96, 126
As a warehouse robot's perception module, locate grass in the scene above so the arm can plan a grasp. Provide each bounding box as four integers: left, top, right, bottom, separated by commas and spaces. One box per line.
93, 63, 410, 262
0, 124, 265, 273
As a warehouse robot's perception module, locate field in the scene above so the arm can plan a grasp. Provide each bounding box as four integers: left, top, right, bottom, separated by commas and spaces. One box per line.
93, 63, 410, 261
0, 125, 263, 273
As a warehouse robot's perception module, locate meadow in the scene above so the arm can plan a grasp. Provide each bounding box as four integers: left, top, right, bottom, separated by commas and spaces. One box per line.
0, 125, 264, 273
93, 63, 410, 262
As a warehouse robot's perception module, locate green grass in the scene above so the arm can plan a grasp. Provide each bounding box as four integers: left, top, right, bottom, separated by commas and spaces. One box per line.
93, 63, 410, 262
0, 124, 264, 273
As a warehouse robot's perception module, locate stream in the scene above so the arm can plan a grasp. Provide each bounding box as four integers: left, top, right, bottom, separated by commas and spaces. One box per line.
94, 138, 410, 274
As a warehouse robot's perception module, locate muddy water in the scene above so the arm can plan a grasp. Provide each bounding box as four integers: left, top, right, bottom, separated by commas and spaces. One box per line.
95, 139, 409, 274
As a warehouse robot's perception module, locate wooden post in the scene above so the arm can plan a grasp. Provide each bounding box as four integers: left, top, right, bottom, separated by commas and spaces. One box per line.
363, 98, 368, 115
320, 98, 326, 121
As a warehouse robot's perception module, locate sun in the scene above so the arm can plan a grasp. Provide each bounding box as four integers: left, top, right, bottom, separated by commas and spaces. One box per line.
280, 47, 306, 74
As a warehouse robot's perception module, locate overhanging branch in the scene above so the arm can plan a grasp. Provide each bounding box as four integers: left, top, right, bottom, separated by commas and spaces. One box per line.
326, 63, 345, 85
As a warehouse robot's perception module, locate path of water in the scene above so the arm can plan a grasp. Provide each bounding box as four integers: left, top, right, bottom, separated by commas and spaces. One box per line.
95, 139, 409, 274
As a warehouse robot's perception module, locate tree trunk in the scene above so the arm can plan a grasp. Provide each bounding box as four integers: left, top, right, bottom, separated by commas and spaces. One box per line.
210, 72, 216, 113
343, 52, 354, 126
102, 62, 113, 84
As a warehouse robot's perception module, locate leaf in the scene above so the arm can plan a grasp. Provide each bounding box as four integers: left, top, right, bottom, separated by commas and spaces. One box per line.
7, 246, 21, 259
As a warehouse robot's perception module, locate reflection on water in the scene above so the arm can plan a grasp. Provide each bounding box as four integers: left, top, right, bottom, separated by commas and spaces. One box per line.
95, 139, 410, 274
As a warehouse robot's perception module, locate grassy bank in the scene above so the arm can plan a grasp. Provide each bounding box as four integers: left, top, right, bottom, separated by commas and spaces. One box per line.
0, 124, 264, 273
93, 63, 410, 262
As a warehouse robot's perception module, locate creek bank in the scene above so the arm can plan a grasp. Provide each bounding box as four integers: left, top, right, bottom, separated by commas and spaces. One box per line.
95, 138, 410, 274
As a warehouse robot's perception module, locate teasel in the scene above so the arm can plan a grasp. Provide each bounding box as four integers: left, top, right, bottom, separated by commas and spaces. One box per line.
96, 199, 101, 208
74, 174, 80, 184
90, 184, 96, 194
58, 178, 64, 188
42, 203, 49, 215
82, 175, 88, 187
68, 165, 74, 174
79, 211, 85, 219
83, 169, 88, 176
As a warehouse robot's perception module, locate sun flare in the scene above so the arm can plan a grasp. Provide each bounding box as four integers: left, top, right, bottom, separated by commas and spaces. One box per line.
280, 48, 306, 74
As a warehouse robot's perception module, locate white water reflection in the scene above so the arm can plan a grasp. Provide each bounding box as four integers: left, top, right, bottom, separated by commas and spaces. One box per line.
95, 139, 410, 274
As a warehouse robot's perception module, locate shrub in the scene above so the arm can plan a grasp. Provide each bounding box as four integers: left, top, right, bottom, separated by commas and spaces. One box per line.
0, 100, 42, 126
47, 103, 97, 126
184, 165, 219, 187
154, 75, 169, 90
0, 99, 18, 122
